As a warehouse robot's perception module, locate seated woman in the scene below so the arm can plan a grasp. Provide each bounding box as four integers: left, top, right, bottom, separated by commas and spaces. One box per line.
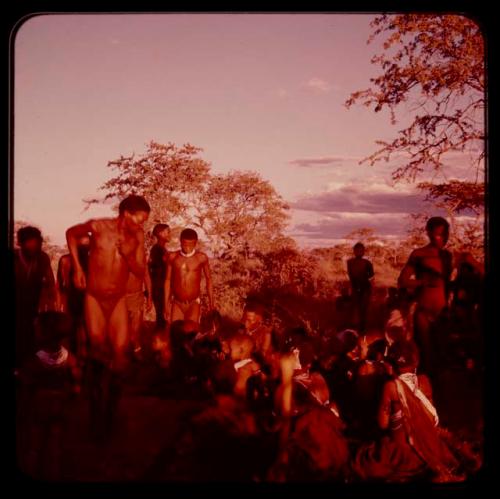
352, 339, 464, 483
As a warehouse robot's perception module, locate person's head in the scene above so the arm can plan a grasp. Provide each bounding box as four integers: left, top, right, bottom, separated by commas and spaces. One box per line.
242, 303, 265, 331
180, 228, 198, 254
118, 195, 151, 229
17, 226, 43, 256
425, 216, 449, 249
153, 223, 170, 243
387, 339, 419, 372
229, 333, 255, 361
353, 242, 365, 258
385, 325, 406, 346
337, 329, 360, 357
35, 311, 72, 352
367, 339, 387, 362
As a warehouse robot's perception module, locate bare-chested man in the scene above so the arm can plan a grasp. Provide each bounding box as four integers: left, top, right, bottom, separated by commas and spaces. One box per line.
164, 228, 213, 324
398, 217, 452, 376
66, 195, 150, 439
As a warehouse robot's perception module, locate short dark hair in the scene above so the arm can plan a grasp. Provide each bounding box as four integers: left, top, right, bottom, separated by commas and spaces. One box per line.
118, 195, 151, 215
17, 226, 42, 245
180, 228, 198, 241
243, 301, 265, 317
425, 216, 449, 235
353, 242, 365, 251
153, 223, 169, 237
387, 339, 419, 369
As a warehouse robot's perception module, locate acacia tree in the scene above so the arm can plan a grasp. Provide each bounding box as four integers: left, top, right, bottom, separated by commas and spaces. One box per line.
346, 14, 485, 212
86, 141, 290, 257
194, 171, 291, 259
84, 141, 211, 238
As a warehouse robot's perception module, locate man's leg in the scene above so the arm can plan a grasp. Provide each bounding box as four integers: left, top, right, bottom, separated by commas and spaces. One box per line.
185, 301, 201, 324
107, 297, 129, 433
153, 288, 166, 329
413, 308, 434, 376
84, 293, 109, 440
171, 301, 186, 322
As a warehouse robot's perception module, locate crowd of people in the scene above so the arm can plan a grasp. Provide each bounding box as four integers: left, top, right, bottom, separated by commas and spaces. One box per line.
14, 195, 483, 482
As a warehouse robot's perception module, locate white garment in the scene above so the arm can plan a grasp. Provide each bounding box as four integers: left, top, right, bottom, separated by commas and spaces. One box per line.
397, 372, 439, 426
234, 358, 254, 371
36, 346, 69, 367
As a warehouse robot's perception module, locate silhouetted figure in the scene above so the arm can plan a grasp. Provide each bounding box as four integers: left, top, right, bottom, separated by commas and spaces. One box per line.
148, 223, 170, 329
347, 242, 374, 333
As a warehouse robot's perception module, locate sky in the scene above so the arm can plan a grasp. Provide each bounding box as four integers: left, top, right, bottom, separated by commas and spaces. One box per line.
13, 13, 483, 248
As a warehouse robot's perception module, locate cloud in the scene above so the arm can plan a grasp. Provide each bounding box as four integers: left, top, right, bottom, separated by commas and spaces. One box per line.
292, 182, 429, 214
292, 212, 411, 240
304, 77, 331, 93
289, 156, 361, 167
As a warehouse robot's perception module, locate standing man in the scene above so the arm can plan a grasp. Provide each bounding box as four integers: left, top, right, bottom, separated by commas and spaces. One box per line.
66, 195, 150, 439
164, 228, 213, 324
398, 217, 452, 377
148, 223, 170, 330
14, 226, 57, 367
347, 242, 374, 334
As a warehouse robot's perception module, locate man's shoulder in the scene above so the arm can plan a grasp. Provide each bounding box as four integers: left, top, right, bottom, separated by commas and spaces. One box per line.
196, 251, 209, 261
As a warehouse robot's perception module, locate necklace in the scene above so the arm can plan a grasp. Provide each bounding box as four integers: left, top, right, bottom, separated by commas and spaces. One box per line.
180, 249, 196, 258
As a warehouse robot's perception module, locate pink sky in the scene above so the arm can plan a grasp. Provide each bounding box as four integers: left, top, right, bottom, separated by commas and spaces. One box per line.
13, 13, 483, 248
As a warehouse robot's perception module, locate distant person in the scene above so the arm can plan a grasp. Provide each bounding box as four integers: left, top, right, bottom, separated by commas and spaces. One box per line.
398, 217, 452, 376
66, 194, 150, 440
164, 228, 214, 324
16, 311, 81, 479
57, 234, 90, 361
148, 223, 170, 330
347, 242, 374, 333
14, 226, 57, 367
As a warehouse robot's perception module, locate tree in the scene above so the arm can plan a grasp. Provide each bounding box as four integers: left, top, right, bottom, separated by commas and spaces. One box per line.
195, 171, 290, 258
345, 14, 485, 211
85, 141, 211, 231
86, 141, 291, 258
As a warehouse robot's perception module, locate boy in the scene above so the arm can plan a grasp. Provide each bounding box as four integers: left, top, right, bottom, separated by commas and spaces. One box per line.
164, 228, 213, 324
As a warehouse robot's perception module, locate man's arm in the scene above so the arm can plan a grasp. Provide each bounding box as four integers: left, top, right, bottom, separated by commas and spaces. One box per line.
120, 229, 146, 278
398, 251, 423, 290
377, 381, 395, 430
40, 252, 57, 310
144, 255, 153, 311
163, 254, 174, 321
367, 260, 375, 280
202, 255, 214, 310
66, 221, 93, 289
57, 255, 72, 290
